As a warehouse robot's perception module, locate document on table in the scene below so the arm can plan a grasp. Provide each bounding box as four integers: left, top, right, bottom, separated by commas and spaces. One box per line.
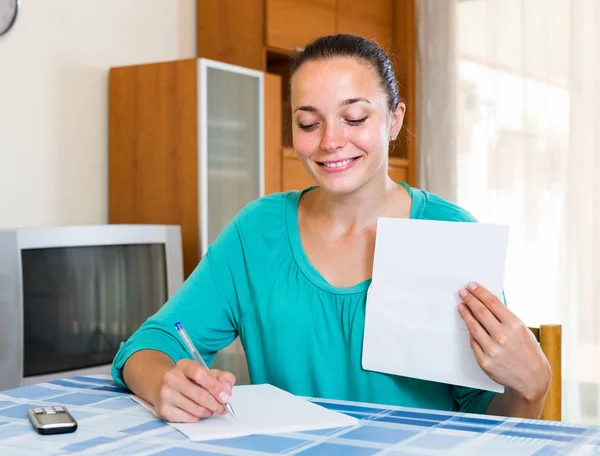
362, 217, 509, 393
131, 383, 358, 441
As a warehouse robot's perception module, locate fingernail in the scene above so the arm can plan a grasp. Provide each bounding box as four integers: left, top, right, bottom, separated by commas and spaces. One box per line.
457, 303, 465, 313
219, 391, 230, 403
458, 288, 467, 298
468, 282, 477, 291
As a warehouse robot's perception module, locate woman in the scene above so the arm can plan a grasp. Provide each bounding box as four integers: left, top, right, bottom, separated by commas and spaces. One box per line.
112, 34, 551, 422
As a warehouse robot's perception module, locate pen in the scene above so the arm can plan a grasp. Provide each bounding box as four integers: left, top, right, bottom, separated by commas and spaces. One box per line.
174, 322, 236, 417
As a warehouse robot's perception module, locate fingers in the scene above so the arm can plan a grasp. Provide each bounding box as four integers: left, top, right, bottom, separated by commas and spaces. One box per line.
154, 360, 237, 423
157, 381, 216, 421
469, 335, 485, 365
457, 302, 493, 352
213, 369, 236, 393
157, 402, 203, 423
458, 286, 504, 342
165, 366, 226, 415
178, 360, 232, 404
170, 392, 215, 419
464, 282, 511, 322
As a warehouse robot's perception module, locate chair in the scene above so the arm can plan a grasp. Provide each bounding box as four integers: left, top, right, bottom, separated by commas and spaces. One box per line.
528, 324, 562, 421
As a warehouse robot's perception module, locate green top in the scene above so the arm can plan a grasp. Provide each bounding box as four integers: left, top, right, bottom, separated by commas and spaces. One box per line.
112, 183, 496, 414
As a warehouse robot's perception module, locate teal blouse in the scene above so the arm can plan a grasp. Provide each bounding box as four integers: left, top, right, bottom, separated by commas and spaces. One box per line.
112, 183, 496, 414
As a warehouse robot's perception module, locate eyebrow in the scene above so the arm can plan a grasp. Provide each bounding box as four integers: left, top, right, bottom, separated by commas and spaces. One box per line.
293, 97, 370, 114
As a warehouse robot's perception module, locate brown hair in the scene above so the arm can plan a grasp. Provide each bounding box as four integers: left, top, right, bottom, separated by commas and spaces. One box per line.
290, 34, 401, 112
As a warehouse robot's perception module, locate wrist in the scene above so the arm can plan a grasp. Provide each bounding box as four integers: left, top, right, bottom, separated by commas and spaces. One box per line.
124, 350, 175, 406
509, 376, 551, 405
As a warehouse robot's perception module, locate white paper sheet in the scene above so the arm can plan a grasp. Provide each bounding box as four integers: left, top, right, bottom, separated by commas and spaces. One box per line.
131, 383, 358, 441
362, 217, 509, 393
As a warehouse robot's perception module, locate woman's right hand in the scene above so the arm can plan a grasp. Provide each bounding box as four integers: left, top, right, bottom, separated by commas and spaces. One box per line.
153, 359, 236, 422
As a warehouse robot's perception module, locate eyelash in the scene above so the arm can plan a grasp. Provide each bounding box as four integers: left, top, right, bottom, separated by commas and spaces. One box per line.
297, 117, 368, 131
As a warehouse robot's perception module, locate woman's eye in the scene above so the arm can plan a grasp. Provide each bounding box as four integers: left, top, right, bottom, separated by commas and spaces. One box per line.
298, 123, 318, 132
347, 117, 368, 126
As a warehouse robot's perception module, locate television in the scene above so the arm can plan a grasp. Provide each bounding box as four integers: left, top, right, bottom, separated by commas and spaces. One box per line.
0, 224, 183, 391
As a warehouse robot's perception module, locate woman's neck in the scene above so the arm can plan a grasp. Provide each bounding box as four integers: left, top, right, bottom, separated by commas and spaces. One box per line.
310, 173, 407, 232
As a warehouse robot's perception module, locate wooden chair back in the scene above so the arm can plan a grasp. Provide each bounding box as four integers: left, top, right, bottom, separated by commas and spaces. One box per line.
528, 324, 562, 421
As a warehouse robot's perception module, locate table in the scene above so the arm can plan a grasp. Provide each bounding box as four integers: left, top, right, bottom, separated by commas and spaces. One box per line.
0, 375, 599, 455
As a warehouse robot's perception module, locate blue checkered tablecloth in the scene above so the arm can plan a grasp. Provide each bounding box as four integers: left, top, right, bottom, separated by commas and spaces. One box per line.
0, 375, 599, 455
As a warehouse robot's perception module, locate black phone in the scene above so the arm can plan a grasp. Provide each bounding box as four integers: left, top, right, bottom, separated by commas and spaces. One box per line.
28, 406, 78, 435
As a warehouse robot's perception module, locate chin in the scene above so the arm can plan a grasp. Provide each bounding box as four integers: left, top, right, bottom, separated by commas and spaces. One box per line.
315, 175, 367, 196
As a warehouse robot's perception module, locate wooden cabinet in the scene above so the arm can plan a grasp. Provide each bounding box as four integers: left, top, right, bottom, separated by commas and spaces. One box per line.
388, 164, 408, 184
109, 59, 276, 278
265, 0, 336, 52
197, 0, 264, 70
282, 158, 316, 191
391, 0, 417, 185
264, 73, 283, 195
109, 60, 200, 277
336, 0, 394, 51
265, 0, 393, 54
196, 0, 417, 192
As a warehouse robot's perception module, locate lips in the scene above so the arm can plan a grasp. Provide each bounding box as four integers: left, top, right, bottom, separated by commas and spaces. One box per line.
318, 158, 358, 168
316, 156, 362, 173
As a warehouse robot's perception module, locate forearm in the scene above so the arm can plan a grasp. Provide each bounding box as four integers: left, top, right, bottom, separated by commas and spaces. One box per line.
486, 387, 547, 419
122, 350, 175, 405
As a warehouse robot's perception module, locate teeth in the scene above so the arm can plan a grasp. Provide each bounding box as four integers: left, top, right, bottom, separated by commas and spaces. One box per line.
323, 159, 353, 168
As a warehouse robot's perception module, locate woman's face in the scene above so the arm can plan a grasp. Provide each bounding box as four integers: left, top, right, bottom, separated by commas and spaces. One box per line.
290, 57, 404, 195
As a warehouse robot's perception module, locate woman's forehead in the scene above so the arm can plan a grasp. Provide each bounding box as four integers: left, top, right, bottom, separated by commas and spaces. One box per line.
291, 58, 384, 105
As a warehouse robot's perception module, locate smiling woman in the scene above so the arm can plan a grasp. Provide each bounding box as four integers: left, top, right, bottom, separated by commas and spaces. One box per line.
289, 35, 404, 196
111, 34, 551, 425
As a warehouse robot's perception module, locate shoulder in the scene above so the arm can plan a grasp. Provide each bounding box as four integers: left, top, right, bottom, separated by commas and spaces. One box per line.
233, 191, 296, 231
220, 190, 301, 255
205, 191, 297, 275
407, 185, 477, 223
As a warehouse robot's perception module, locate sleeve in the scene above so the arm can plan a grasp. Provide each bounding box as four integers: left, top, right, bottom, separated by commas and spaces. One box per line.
453, 386, 496, 415
111, 217, 244, 389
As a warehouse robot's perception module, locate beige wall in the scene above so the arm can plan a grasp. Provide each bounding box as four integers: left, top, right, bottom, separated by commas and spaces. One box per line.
0, 0, 196, 228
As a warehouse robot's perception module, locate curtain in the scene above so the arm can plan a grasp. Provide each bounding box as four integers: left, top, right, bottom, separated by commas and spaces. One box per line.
418, 0, 600, 424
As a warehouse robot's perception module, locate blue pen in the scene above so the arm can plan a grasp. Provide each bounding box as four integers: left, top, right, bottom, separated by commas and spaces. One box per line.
174, 322, 236, 417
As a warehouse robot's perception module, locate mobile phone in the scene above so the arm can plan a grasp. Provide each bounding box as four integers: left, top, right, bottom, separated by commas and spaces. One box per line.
28, 406, 78, 435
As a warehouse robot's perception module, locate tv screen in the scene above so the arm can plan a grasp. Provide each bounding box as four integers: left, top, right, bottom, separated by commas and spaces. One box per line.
21, 243, 168, 377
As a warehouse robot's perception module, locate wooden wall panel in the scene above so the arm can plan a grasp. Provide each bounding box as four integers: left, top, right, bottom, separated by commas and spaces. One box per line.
109, 60, 200, 278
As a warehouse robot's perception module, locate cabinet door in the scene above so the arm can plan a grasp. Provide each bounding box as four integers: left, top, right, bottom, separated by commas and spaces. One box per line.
266, 0, 336, 52
264, 73, 283, 194
388, 165, 408, 184
197, 0, 264, 70
336, 0, 393, 51
199, 60, 263, 256
282, 158, 317, 191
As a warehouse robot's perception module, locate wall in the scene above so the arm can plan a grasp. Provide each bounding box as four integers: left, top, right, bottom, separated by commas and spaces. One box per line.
0, 0, 196, 228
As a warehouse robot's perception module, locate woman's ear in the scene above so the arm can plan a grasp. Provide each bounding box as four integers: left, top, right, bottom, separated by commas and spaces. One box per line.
389, 102, 406, 140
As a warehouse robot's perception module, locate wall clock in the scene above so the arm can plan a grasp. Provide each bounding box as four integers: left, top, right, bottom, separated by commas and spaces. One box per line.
0, 0, 18, 37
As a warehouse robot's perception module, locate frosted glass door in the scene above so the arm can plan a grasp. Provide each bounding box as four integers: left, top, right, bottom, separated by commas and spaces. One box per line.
199, 60, 264, 256
198, 60, 263, 385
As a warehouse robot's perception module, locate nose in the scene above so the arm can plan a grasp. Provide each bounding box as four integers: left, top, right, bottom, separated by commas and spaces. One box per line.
319, 123, 346, 153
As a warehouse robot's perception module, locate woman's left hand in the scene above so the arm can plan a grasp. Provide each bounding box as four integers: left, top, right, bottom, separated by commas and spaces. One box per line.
457, 282, 551, 403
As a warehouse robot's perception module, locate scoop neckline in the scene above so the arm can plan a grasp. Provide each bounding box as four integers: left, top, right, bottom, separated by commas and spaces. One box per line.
285, 182, 424, 295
